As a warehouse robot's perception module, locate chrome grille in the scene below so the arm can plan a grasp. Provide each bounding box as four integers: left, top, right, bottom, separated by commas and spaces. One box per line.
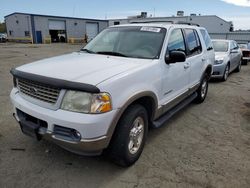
17, 79, 60, 104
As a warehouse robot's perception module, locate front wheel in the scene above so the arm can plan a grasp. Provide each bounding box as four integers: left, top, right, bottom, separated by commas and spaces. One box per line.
194, 73, 209, 103
222, 64, 230, 81
108, 104, 148, 167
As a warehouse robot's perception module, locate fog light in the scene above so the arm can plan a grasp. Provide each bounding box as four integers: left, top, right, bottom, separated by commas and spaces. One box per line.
72, 130, 81, 140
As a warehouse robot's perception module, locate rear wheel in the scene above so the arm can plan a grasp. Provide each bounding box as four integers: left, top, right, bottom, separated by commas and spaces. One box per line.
235, 60, 241, 72
108, 104, 148, 167
222, 64, 230, 81
242, 59, 248, 65
195, 73, 209, 103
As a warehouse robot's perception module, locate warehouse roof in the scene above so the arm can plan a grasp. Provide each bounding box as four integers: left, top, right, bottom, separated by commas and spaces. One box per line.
4, 12, 108, 22
109, 15, 230, 25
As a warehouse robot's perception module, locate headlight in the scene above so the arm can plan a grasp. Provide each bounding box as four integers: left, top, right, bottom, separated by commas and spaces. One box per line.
61, 91, 112, 114
214, 59, 224, 64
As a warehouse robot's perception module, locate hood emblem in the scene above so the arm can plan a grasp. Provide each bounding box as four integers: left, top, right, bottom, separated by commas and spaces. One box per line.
30, 87, 38, 94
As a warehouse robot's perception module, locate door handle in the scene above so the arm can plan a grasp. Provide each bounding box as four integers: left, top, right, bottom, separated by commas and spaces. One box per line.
184, 64, 190, 69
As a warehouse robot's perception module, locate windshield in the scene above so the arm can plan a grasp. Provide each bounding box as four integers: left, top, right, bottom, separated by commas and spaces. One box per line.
212, 41, 229, 52
82, 26, 166, 59
239, 44, 248, 49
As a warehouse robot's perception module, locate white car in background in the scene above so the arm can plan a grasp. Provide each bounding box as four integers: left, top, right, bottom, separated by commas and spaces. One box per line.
212, 39, 242, 81
0, 33, 7, 42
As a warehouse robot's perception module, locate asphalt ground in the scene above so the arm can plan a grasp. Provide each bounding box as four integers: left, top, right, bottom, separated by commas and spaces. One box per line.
0, 43, 249, 188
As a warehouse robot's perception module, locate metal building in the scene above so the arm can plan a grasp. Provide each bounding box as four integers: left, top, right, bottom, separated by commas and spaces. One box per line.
109, 14, 233, 33
109, 13, 250, 43
5, 12, 108, 43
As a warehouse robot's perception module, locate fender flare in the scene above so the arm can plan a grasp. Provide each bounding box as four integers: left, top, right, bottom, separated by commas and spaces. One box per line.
105, 91, 158, 145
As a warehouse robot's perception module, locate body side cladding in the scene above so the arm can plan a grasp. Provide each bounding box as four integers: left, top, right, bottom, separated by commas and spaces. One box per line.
10, 68, 100, 93
155, 82, 200, 121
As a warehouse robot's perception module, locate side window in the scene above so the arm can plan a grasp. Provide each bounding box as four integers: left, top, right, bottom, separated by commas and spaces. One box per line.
184, 29, 201, 56
167, 29, 186, 53
233, 41, 239, 49
194, 31, 202, 52
25, 31, 30, 37
200, 29, 213, 51
230, 41, 234, 50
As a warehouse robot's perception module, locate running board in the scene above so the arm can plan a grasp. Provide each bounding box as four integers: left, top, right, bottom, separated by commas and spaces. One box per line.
152, 92, 197, 128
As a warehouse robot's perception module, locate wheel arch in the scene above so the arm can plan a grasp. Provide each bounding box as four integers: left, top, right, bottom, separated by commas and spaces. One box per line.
106, 91, 158, 145
202, 64, 213, 80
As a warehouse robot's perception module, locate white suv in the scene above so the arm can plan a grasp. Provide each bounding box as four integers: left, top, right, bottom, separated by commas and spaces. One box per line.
10, 23, 214, 166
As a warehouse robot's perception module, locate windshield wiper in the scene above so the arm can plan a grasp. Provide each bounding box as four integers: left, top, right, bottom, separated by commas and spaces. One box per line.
80, 48, 95, 54
96, 51, 128, 57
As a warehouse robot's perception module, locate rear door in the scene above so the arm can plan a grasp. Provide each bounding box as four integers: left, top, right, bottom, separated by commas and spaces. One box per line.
229, 41, 238, 70
183, 28, 204, 89
233, 41, 242, 66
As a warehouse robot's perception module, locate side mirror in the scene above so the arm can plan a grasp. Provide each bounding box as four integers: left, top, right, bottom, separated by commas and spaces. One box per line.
165, 51, 186, 64
230, 49, 238, 54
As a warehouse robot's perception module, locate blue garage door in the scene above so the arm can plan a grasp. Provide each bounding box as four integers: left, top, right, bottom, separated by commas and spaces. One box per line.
36, 31, 42, 44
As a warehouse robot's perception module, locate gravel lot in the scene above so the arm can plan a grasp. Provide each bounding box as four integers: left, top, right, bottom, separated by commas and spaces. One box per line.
0, 43, 250, 188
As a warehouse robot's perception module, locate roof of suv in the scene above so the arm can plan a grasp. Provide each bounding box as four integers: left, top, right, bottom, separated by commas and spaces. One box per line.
110, 23, 205, 30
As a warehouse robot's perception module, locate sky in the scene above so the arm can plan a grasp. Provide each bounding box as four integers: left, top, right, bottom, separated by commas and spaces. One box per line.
0, 0, 250, 30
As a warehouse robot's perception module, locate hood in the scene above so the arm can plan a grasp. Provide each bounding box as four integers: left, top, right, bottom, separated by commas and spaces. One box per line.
240, 48, 250, 52
215, 52, 228, 60
16, 52, 151, 86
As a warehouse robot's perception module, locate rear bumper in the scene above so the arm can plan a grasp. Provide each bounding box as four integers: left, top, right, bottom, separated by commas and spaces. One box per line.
10, 88, 118, 155
242, 57, 250, 61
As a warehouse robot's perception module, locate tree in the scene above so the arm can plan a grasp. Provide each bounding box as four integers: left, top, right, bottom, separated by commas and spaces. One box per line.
229, 21, 234, 32
0, 22, 6, 33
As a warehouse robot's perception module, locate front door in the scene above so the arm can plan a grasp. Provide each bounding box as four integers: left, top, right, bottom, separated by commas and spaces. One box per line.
161, 28, 190, 113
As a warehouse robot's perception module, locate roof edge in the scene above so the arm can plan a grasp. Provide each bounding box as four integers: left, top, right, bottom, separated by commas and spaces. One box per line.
4, 12, 108, 22
109, 15, 231, 23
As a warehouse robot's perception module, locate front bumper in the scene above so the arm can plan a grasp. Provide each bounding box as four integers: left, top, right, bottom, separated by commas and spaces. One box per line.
10, 88, 118, 155
211, 63, 227, 78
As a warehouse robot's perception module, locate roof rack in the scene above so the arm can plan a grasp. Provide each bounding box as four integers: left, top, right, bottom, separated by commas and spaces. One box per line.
129, 20, 200, 27
176, 21, 200, 27
130, 20, 174, 24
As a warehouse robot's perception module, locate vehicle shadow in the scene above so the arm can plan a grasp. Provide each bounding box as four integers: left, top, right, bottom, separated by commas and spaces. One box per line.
4, 100, 199, 187
30, 139, 129, 187
17, 103, 195, 187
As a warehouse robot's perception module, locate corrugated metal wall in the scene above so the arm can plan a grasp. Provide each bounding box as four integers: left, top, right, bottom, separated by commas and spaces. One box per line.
210, 32, 250, 43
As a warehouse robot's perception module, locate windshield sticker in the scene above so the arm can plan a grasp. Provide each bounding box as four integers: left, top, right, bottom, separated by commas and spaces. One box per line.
140, 27, 161, 33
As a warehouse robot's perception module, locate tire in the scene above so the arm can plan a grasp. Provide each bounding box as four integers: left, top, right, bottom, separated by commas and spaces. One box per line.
194, 73, 209, 104
235, 60, 241, 72
108, 104, 148, 167
222, 64, 230, 81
